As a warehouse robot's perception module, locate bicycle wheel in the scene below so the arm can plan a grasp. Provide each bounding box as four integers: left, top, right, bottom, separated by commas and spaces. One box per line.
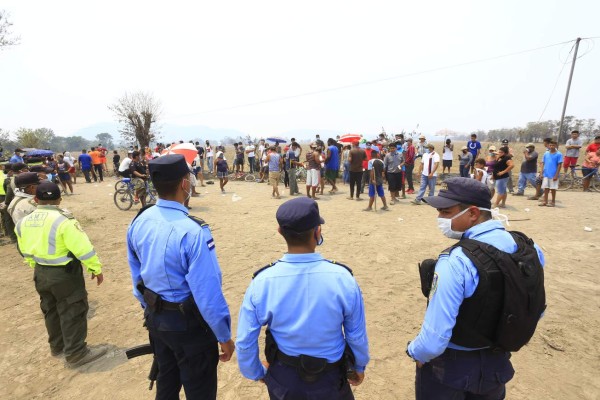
114, 189, 133, 210
228, 173, 237, 180
557, 173, 574, 191
590, 172, 600, 192
244, 174, 256, 182
114, 179, 128, 191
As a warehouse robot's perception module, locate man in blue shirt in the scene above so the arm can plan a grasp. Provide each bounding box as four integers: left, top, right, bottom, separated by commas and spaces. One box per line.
407, 177, 545, 399
236, 197, 369, 399
127, 154, 234, 400
467, 133, 482, 173
77, 149, 93, 183
325, 138, 340, 193
10, 148, 25, 164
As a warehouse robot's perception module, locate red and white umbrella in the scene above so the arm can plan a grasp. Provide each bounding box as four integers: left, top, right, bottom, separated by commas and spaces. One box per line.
161, 143, 198, 164
338, 133, 363, 143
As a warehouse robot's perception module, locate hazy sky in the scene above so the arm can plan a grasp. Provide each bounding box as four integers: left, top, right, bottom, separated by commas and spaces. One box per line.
1, 0, 599, 139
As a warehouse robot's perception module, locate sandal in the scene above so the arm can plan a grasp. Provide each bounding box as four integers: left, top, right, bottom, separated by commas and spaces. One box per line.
538, 202, 547, 207
546, 203, 555, 207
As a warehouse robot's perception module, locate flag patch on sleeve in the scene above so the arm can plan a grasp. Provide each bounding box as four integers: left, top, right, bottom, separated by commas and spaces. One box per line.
207, 238, 215, 251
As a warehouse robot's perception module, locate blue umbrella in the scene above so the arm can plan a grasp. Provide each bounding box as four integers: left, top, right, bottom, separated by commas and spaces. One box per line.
26, 149, 54, 157
266, 137, 287, 144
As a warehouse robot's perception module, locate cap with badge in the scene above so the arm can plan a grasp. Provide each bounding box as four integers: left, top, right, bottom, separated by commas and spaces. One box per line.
501, 139, 509, 144
36, 181, 62, 200
14, 172, 41, 188
423, 177, 491, 209
149, 154, 189, 182
276, 197, 325, 233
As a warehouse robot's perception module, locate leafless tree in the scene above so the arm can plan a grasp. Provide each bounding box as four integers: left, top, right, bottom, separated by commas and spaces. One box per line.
0, 10, 20, 49
108, 92, 161, 150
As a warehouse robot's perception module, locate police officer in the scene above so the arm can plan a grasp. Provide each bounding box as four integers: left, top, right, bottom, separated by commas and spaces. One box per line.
127, 154, 234, 400
8, 172, 41, 224
406, 177, 545, 399
236, 197, 370, 399
15, 181, 107, 367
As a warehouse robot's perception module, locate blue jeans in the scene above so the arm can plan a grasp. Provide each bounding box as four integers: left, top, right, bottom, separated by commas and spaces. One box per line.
459, 164, 470, 178
518, 172, 537, 193
342, 161, 350, 184
416, 175, 436, 201
207, 156, 214, 173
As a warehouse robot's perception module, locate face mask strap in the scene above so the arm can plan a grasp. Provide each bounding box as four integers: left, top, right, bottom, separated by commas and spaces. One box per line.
478, 207, 510, 226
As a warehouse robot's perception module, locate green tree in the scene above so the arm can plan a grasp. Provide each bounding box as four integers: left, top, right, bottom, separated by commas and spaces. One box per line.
15, 127, 55, 148
108, 92, 161, 150
95, 132, 114, 149
65, 136, 93, 152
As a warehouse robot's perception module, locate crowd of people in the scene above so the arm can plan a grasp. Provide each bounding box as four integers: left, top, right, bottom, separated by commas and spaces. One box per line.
1, 129, 598, 400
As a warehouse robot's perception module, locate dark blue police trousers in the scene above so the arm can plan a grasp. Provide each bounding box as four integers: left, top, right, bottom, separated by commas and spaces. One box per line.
265, 360, 355, 400
146, 308, 219, 400
416, 347, 514, 400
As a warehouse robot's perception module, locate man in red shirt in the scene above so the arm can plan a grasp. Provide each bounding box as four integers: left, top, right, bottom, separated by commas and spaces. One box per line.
404, 138, 416, 193
97, 144, 108, 172
586, 136, 600, 154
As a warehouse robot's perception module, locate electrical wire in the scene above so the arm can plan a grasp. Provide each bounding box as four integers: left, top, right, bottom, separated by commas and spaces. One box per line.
538, 42, 575, 121
164, 39, 576, 121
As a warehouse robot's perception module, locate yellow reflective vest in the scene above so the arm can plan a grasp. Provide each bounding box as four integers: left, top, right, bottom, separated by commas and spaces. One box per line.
0, 170, 5, 196
15, 205, 102, 274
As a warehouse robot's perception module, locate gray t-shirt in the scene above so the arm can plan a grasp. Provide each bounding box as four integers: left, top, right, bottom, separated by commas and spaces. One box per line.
459, 152, 473, 166
565, 138, 583, 158
384, 152, 404, 173
520, 151, 538, 174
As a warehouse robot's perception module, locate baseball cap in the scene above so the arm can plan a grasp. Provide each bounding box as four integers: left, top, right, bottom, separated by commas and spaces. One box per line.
488, 145, 497, 152
424, 177, 491, 209
15, 172, 41, 187
461, 145, 468, 150
501, 139, 509, 144
419, 135, 426, 139
36, 181, 61, 200
526, 143, 535, 148
276, 197, 325, 233
426, 143, 434, 149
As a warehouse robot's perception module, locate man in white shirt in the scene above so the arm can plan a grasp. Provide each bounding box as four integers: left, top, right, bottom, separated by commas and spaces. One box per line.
245, 142, 256, 173
563, 130, 583, 175
412, 143, 440, 205
118, 151, 133, 178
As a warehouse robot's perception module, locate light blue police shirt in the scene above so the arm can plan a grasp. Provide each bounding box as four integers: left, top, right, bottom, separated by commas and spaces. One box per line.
408, 220, 545, 363
236, 252, 370, 381
127, 199, 232, 343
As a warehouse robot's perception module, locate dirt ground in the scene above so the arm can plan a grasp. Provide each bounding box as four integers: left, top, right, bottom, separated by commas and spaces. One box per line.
0, 146, 598, 400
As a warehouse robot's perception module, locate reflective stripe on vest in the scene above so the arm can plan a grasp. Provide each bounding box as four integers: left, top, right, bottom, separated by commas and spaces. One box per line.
0, 171, 5, 196
48, 215, 68, 255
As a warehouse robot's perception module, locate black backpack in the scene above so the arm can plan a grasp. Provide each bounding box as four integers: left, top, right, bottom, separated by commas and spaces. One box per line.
453, 231, 546, 352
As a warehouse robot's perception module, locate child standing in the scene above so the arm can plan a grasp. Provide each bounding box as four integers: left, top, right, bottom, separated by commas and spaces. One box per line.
540, 140, 563, 207
364, 147, 389, 211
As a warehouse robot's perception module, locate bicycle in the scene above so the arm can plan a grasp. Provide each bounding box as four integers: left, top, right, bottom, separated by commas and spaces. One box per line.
114, 178, 158, 210
558, 167, 599, 191
227, 172, 257, 182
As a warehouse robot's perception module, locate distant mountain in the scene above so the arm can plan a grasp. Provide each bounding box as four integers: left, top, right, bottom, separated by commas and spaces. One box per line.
69, 123, 344, 143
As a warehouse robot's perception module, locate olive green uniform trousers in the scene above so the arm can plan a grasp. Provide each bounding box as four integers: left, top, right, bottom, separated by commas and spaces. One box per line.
33, 264, 89, 362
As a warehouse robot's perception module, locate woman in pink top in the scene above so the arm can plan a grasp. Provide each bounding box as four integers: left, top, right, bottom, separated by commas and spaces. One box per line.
582, 148, 600, 192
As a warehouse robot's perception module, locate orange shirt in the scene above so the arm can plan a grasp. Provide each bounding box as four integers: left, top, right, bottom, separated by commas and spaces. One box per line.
89, 151, 102, 165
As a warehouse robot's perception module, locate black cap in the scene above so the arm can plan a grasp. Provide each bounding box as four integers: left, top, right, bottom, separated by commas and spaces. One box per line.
276, 197, 325, 233
36, 181, 61, 200
29, 165, 45, 173
424, 177, 491, 209
14, 172, 41, 187
501, 139, 509, 144
12, 162, 27, 172
149, 154, 189, 182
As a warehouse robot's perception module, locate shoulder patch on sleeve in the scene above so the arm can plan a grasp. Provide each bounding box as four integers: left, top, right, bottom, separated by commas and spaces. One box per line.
206, 238, 215, 251
252, 262, 278, 279
326, 260, 353, 276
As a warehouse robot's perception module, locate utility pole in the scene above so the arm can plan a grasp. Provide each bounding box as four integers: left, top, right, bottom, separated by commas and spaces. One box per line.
557, 37, 581, 144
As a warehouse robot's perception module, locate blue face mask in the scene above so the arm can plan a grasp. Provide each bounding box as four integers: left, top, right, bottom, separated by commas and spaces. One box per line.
425, 149, 430, 154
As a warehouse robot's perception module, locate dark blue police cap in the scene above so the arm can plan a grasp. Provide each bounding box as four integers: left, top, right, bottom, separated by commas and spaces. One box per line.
36, 181, 61, 200
14, 172, 41, 187
149, 154, 189, 182
276, 197, 325, 233
424, 177, 491, 209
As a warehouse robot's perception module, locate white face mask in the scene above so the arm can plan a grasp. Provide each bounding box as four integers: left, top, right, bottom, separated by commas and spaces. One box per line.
437, 208, 470, 239
478, 207, 510, 226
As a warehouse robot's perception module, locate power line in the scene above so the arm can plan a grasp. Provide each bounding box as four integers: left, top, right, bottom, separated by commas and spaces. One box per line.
538, 42, 576, 121
164, 38, 576, 121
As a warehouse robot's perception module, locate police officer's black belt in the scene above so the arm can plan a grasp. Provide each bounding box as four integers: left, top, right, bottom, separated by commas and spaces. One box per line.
276, 350, 343, 371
